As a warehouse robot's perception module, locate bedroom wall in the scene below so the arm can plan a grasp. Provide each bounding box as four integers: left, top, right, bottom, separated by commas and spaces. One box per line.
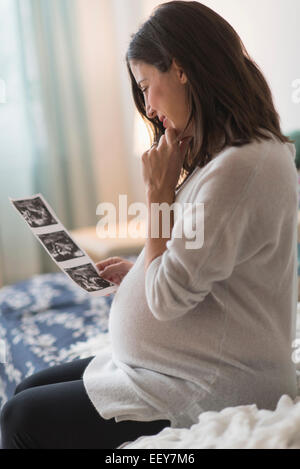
197, 0, 300, 134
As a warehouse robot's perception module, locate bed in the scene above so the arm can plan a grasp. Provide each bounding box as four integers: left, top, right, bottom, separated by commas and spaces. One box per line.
0, 257, 300, 449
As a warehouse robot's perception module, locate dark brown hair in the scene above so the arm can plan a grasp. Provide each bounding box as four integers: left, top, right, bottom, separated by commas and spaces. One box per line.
126, 0, 294, 189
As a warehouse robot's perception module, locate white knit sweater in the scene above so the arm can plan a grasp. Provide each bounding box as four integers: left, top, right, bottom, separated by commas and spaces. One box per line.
83, 131, 299, 429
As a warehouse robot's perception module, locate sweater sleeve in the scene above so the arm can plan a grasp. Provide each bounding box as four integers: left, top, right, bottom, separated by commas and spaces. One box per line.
145, 152, 265, 322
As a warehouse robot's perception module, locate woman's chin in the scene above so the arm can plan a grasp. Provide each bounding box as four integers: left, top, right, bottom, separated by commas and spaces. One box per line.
164, 122, 191, 141
166, 122, 179, 133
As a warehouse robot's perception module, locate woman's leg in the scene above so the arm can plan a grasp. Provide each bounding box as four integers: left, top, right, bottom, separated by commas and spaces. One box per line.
14, 357, 94, 395
1, 379, 170, 449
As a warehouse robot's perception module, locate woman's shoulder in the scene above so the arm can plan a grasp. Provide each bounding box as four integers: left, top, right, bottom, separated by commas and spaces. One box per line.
178, 132, 296, 202
194, 137, 271, 187
200, 131, 295, 180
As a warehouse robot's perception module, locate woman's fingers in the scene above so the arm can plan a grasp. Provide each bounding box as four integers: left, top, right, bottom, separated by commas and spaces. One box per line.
98, 263, 119, 279
99, 261, 132, 278
96, 258, 133, 287
96, 257, 123, 271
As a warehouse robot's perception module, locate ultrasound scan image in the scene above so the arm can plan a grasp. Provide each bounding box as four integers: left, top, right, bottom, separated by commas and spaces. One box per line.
38, 231, 85, 263
12, 197, 58, 228
64, 263, 112, 292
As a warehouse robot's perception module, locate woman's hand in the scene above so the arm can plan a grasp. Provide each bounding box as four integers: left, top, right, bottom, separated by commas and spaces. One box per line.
142, 128, 192, 203
96, 257, 134, 286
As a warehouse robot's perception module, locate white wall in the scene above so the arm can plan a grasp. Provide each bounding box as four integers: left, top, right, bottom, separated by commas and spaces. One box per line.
75, 0, 137, 208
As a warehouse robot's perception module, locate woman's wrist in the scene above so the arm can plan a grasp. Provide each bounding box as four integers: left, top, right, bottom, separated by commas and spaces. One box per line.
146, 188, 176, 206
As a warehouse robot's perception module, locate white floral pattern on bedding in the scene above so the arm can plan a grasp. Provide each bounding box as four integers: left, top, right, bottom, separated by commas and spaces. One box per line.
0, 266, 130, 409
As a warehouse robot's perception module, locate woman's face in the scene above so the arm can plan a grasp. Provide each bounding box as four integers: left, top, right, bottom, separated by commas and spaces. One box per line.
130, 59, 194, 140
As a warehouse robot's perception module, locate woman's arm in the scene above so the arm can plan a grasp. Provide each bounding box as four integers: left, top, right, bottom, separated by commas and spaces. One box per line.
144, 190, 175, 273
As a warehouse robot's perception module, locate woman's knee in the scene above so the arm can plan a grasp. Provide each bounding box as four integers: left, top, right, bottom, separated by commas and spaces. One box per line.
0, 398, 14, 434
14, 369, 49, 395
14, 375, 36, 395
0, 393, 33, 449
14, 358, 94, 395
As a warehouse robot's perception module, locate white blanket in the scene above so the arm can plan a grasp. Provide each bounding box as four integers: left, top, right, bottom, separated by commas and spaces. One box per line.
122, 394, 300, 449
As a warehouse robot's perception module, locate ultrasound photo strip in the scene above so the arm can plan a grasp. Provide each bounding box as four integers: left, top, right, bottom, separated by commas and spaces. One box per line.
9, 193, 118, 297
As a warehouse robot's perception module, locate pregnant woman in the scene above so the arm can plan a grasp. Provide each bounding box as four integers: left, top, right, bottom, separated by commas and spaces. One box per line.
1, 0, 298, 449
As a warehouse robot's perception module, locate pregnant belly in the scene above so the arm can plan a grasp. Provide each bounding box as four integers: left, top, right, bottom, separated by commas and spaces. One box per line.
108, 251, 155, 361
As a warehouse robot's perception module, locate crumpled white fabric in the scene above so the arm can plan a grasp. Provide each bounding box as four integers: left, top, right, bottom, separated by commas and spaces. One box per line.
123, 394, 300, 449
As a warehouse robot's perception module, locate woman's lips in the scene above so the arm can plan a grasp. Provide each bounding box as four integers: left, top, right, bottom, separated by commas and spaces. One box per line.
163, 118, 168, 128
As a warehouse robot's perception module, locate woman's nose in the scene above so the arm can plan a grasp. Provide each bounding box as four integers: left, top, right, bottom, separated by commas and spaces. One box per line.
146, 104, 156, 119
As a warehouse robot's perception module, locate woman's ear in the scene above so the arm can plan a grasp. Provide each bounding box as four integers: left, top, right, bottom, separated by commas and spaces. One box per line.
172, 58, 188, 85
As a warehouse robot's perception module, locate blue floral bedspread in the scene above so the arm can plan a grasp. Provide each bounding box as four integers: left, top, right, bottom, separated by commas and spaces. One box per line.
0, 257, 136, 410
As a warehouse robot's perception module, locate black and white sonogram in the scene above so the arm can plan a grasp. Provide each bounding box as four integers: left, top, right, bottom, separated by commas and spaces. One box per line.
64, 264, 113, 292
38, 231, 84, 263
12, 196, 57, 228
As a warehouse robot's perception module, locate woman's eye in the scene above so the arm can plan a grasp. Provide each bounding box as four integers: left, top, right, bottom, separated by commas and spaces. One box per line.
141, 88, 147, 93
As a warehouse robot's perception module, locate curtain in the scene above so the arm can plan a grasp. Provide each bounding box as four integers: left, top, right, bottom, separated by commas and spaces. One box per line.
0, 0, 41, 287
0, 0, 113, 287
